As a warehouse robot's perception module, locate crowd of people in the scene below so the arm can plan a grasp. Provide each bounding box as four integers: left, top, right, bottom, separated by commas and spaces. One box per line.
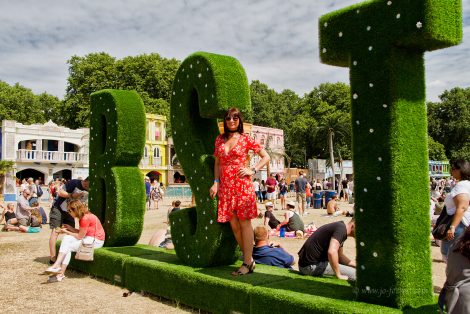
253, 173, 353, 214
2, 106, 469, 310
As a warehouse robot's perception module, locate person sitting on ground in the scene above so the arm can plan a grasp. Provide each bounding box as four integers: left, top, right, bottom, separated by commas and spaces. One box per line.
0, 203, 16, 226
45, 200, 105, 282
149, 200, 182, 249
298, 218, 356, 280
439, 226, 470, 313
5, 204, 42, 233
16, 189, 39, 227
263, 202, 280, 230
252, 226, 294, 269
276, 201, 305, 236
327, 195, 353, 217
30, 200, 47, 225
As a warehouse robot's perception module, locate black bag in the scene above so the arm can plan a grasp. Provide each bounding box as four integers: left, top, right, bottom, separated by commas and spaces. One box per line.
432, 207, 454, 240
36, 184, 44, 197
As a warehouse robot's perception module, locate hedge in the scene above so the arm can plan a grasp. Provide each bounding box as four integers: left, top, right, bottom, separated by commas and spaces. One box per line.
89, 89, 146, 246
169, 51, 252, 266
68, 245, 438, 313
319, 0, 462, 308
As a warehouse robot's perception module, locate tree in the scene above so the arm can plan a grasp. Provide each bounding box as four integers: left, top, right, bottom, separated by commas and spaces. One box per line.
0, 160, 14, 195
428, 136, 447, 161
301, 82, 352, 162
428, 87, 470, 159
63, 52, 180, 128
0, 81, 49, 124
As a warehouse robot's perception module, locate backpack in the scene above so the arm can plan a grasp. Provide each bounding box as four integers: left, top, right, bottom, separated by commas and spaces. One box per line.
36, 184, 44, 197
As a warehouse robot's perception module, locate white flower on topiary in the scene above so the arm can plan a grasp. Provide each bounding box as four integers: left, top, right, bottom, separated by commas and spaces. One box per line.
416, 21, 423, 28
353, 93, 358, 99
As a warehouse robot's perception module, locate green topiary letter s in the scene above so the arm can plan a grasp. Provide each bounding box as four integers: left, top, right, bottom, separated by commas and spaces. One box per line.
89, 89, 146, 246
169, 52, 251, 266
319, 0, 462, 308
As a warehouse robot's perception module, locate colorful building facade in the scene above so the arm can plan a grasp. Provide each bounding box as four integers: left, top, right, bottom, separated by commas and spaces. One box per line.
139, 113, 168, 184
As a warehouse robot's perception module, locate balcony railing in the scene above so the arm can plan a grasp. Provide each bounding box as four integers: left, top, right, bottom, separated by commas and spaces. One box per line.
140, 156, 162, 168
16, 149, 88, 163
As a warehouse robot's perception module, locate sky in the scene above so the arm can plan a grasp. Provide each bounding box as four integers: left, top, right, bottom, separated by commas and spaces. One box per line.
0, 0, 469, 102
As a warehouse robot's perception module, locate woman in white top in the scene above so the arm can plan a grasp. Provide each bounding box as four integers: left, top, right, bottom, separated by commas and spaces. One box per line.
441, 159, 470, 262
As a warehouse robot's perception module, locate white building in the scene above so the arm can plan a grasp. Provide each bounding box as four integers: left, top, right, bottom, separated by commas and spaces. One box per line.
1, 120, 89, 201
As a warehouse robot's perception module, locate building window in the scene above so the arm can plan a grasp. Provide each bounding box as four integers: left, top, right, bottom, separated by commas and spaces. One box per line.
144, 147, 148, 158
154, 148, 160, 158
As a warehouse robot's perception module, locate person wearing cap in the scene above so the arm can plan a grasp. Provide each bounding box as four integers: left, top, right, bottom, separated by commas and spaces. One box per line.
252, 226, 294, 269
276, 201, 305, 233
298, 218, 356, 280
264, 202, 280, 229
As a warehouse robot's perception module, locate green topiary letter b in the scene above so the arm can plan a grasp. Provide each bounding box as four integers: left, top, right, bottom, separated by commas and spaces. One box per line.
89, 89, 147, 247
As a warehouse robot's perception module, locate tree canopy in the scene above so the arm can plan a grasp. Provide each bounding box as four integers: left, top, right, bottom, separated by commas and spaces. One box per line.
0, 81, 59, 124
60, 52, 180, 129
1, 51, 467, 166
428, 87, 470, 160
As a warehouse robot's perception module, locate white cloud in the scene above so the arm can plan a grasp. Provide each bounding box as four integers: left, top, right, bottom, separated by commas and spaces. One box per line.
0, 0, 468, 102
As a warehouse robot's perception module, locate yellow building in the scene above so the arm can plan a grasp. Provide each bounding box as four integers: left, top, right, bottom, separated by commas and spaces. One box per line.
140, 113, 168, 184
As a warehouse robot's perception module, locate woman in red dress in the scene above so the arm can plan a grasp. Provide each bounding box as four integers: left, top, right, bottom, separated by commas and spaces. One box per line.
210, 108, 270, 276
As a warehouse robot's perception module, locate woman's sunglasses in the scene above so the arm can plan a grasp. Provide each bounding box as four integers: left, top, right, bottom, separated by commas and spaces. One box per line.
225, 116, 239, 121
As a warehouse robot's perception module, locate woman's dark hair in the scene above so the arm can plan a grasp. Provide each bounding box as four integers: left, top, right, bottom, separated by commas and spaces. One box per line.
223, 107, 244, 139
451, 159, 470, 180
453, 226, 470, 261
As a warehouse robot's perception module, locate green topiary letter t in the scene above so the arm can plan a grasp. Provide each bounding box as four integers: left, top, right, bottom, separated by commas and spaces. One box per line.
319, 0, 462, 308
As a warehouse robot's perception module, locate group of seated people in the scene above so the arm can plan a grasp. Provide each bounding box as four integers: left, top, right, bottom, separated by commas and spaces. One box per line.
261, 198, 356, 280
1, 188, 47, 233
255, 218, 356, 280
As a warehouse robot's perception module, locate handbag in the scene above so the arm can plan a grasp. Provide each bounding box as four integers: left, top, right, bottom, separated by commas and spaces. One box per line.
75, 216, 97, 261
432, 207, 454, 240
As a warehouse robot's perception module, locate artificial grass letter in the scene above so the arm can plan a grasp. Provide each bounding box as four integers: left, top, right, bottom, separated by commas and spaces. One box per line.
319, 0, 462, 308
169, 52, 251, 266
89, 89, 146, 246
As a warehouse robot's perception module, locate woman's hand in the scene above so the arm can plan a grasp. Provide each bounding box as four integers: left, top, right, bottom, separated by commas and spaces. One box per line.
209, 182, 218, 199
447, 228, 455, 240
238, 167, 255, 178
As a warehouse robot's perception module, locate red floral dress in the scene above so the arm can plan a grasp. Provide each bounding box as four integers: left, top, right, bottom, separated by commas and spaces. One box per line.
214, 133, 261, 223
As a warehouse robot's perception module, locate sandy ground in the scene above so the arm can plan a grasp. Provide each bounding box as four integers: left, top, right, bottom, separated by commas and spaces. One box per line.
0, 196, 446, 313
